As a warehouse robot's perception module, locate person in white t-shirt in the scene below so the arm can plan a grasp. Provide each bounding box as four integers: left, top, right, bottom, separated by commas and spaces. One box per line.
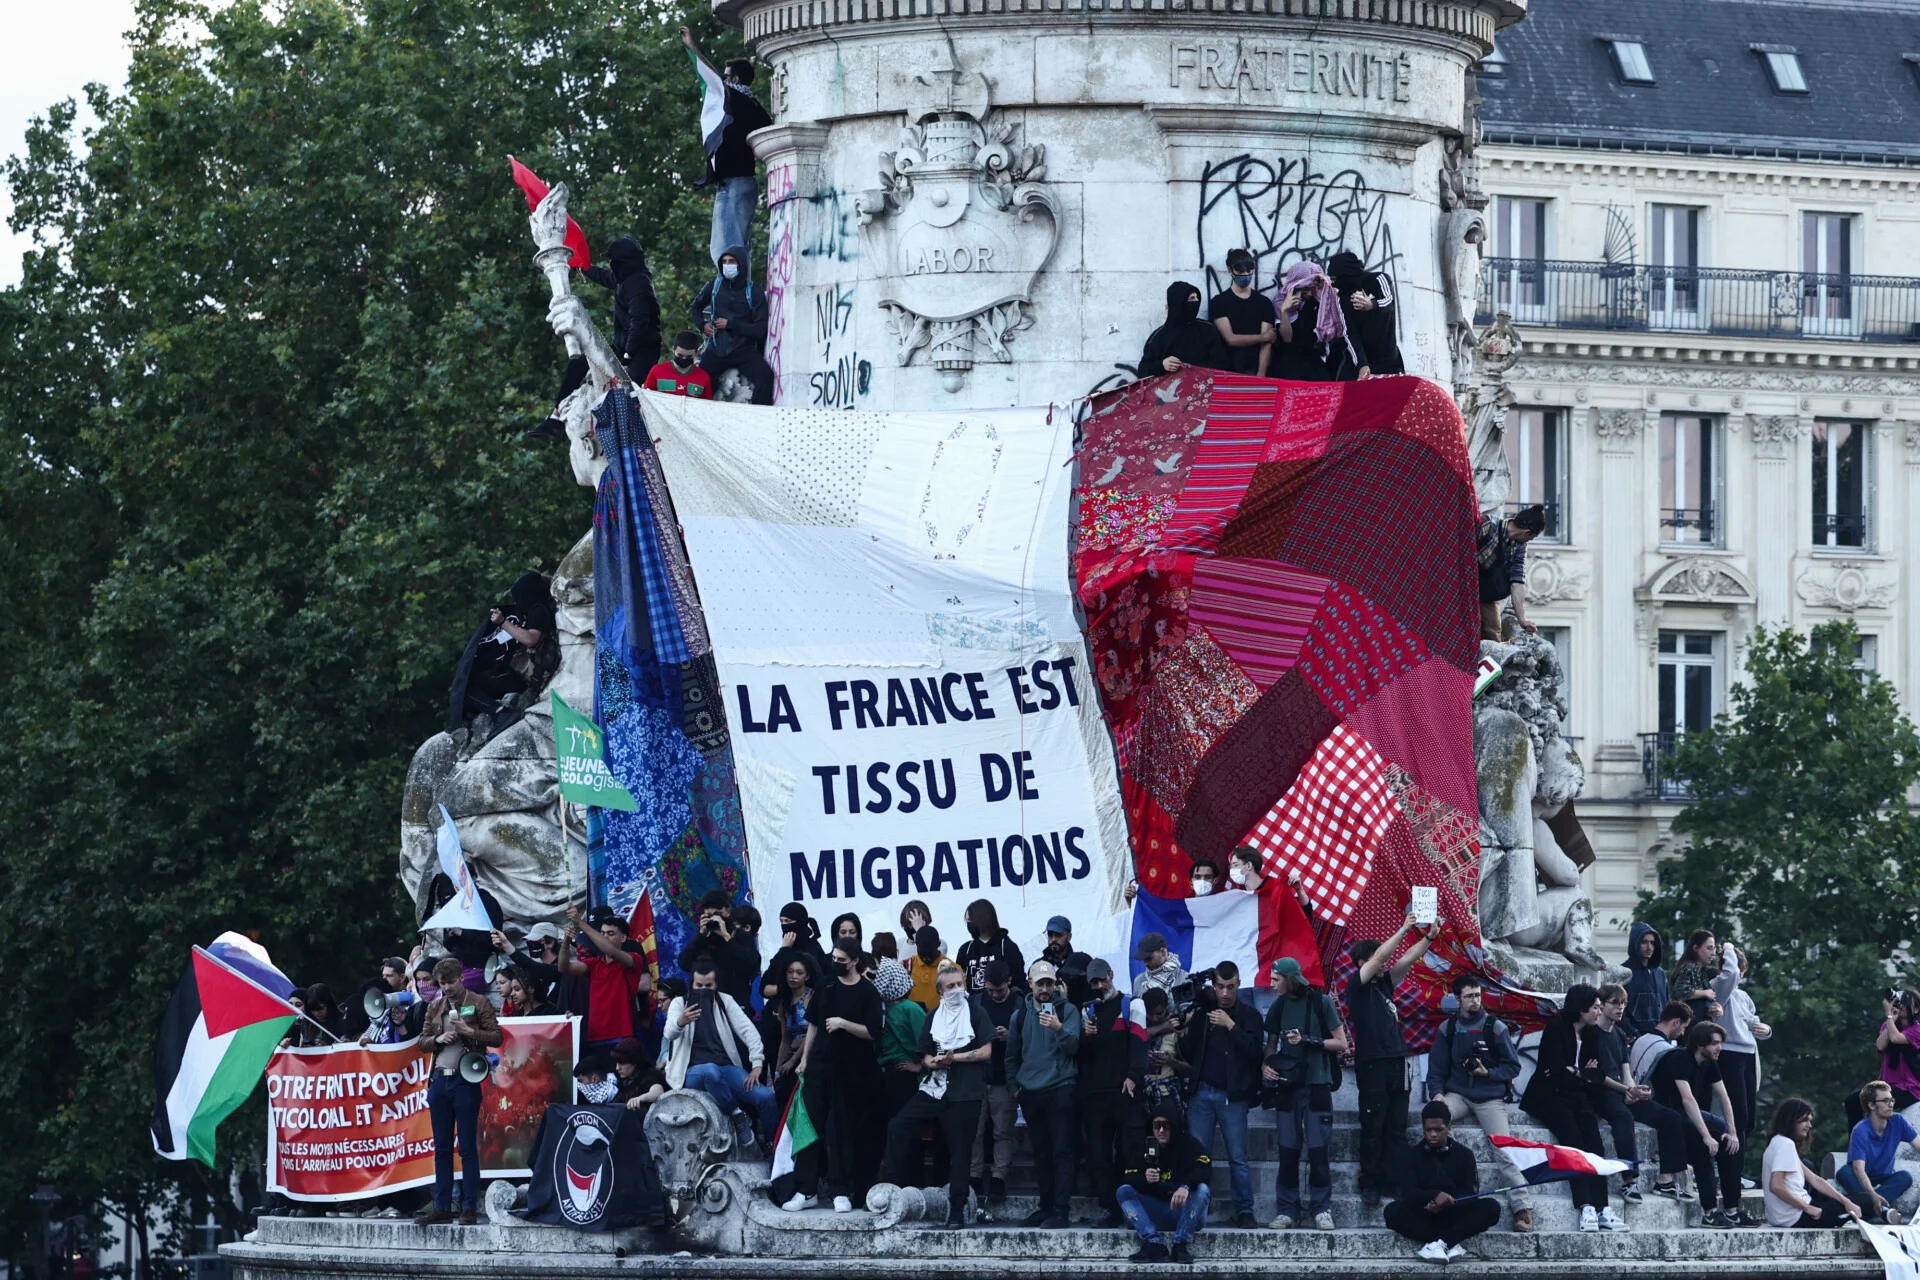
1762, 1097, 1861, 1228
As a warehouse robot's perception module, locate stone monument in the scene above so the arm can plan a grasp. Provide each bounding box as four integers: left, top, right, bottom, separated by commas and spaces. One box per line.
735, 0, 1529, 410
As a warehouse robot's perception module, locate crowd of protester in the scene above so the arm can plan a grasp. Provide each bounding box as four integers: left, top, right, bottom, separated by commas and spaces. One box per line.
286, 880, 1920, 1256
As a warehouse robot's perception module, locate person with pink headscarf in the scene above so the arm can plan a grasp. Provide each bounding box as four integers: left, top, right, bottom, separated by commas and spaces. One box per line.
1273, 261, 1370, 382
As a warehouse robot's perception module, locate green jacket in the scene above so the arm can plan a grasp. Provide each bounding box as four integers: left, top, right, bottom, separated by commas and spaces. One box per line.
877, 999, 928, 1070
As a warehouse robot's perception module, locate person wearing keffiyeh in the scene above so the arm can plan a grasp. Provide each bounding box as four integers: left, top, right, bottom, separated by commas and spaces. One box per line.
883, 963, 997, 1228
1273, 260, 1370, 382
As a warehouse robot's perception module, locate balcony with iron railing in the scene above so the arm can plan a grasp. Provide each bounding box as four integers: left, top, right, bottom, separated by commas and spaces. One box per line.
1476, 259, 1920, 344
1640, 731, 1693, 801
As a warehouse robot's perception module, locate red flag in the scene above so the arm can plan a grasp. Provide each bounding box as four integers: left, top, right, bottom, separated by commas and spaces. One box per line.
626, 887, 661, 1021
508, 156, 591, 269
1254, 875, 1327, 989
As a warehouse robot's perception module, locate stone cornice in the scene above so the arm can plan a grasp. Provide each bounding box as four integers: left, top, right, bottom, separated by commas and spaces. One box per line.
730, 0, 1519, 52
1480, 146, 1920, 194
1513, 334, 1920, 379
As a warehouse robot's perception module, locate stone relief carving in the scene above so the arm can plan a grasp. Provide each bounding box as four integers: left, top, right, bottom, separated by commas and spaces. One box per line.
1439, 73, 1489, 394
1747, 413, 1803, 460
1588, 407, 1645, 445
1643, 556, 1757, 606
855, 38, 1060, 393
1515, 360, 1912, 395
1525, 551, 1590, 605
1795, 561, 1897, 613
1903, 420, 1920, 461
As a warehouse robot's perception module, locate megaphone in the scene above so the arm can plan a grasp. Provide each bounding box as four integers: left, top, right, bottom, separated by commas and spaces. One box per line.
363, 988, 418, 1020
458, 1050, 497, 1085
484, 953, 512, 985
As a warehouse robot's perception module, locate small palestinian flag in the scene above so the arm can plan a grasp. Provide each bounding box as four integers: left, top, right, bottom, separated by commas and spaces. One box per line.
1491, 1135, 1634, 1184
151, 937, 303, 1166
769, 1075, 819, 1182
688, 50, 731, 166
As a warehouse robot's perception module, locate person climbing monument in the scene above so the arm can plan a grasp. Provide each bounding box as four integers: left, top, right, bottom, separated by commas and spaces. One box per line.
1475, 504, 1546, 641
532, 236, 661, 440
689, 247, 774, 405
681, 28, 773, 266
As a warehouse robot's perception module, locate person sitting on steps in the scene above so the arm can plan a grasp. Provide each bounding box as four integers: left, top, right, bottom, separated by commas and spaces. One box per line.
689, 246, 773, 406
1117, 1103, 1213, 1264
1385, 1100, 1503, 1264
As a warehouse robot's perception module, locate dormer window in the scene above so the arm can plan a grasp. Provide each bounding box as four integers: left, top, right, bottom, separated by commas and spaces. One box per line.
1754, 44, 1809, 93
1480, 40, 1508, 76
1605, 38, 1655, 84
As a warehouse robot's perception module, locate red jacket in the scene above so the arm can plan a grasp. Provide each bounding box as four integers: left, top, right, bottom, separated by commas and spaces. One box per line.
642, 361, 712, 398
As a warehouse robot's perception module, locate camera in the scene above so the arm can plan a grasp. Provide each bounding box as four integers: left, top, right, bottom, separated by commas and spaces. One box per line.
1885, 988, 1901, 1005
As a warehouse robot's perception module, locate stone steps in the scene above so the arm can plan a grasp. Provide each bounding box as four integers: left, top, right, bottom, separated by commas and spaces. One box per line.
979, 1187, 1730, 1232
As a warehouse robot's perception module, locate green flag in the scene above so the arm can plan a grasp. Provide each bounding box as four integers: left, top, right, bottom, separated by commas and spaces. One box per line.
552, 693, 639, 811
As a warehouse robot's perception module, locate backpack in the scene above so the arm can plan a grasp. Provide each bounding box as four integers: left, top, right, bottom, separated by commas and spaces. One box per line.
1435, 1014, 1516, 1102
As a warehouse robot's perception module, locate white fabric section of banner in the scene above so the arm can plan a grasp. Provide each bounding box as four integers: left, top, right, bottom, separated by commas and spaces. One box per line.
1858, 1220, 1920, 1280
642, 393, 1128, 955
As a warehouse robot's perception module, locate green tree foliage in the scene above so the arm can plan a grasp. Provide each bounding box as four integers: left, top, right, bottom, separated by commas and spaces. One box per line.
0, 0, 745, 1255
1639, 621, 1920, 1153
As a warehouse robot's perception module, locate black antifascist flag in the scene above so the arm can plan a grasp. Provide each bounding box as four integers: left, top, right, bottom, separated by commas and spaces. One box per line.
524, 1104, 666, 1231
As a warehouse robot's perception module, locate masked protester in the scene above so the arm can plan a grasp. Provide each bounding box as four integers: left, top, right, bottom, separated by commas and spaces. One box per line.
1077, 959, 1147, 1228
1328, 250, 1401, 375
785, 946, 887, 1213
907, 926, 951, 1013
533, 236, 662, 439
689, 247, 774, 405
1208, 248, 1278, 376
1273, 260, 1367, 381
642, 330, 714, 398
883, 963, 998, 1227
1139, 282, 1228, 376
1117, 1104, 1213, 1263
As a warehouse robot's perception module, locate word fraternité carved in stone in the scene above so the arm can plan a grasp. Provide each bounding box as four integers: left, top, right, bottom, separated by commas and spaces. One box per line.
1170, 42, 1413, 102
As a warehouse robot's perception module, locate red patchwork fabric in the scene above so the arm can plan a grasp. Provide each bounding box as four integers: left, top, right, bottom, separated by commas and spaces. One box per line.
1243, 725, 1399, 926
1187, 557, 1329, 691
1294, 580, 1431, 720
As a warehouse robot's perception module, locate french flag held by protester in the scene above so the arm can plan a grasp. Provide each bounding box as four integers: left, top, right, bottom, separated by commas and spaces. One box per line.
1491, 1135, 1634, 1184
1128, 881, 1323, 989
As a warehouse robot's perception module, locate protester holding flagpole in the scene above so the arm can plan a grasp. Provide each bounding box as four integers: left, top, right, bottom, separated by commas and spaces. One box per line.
679, 27, 772, 265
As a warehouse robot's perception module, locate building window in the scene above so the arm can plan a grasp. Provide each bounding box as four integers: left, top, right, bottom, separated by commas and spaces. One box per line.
1803, 212, 1855, 333
1649, 205, 1702, 325
1479, 40, 1508, 75
1607, 39, 1656, 84
1755, 47, 1809, 93
1811, 421, 1869, 550
1492, 197, 1550, 316
1658, 632, 1720, 736
1659, 415, 1721, 545
1501, 408, 1566, 541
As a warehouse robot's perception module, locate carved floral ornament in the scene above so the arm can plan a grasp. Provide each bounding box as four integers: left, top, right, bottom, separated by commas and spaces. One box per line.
1525, 552, 1589, 606
1587, 407, 1645, 444
1795, 561, 1897, 614
854, 38, 1060, 393
1746, 413, 1804, 459
1640, 556, 1758, 607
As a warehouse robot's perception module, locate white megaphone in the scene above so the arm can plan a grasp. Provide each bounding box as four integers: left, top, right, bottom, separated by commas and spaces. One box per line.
458, 1050, 498, 1084
363, 988, 419, 1020
484, 952, 512, 985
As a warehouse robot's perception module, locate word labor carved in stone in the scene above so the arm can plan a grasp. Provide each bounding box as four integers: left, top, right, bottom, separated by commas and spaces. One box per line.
1170, 41, 1413, 102
903, 244, 998, 276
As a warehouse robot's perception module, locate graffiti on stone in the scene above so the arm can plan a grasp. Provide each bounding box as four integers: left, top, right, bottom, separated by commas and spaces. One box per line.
1194, 156, 1401, 319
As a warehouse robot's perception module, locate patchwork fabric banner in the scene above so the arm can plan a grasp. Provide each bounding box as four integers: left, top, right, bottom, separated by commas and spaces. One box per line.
641, 393, 1130, 959
1074, 372, 1545, 1045
591, 389, 750, 973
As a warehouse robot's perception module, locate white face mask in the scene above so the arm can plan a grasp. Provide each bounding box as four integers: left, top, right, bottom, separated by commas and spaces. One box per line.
721, 263, 740, 280
1229, 865, 1250, 886
1190, 878, 1214, 897
580, 1078, 618, 1104
940, 987, 968, 1010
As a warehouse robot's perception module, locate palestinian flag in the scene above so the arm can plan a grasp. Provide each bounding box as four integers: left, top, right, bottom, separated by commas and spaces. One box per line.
769, 1074, 819, 1182
151, 938, 303, 1166
688, 50, 730, 164
1491, 1135, 1634, 1184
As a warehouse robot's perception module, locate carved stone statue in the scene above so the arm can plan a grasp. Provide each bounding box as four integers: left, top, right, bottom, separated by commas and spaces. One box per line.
854, 36, 1059, 393
1460, 312, 1522, 514
1474, 630, 1617, 993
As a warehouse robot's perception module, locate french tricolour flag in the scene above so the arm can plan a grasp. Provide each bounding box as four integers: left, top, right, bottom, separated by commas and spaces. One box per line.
1491, 1135, 1634, 1184
1129, 882, 1323, 989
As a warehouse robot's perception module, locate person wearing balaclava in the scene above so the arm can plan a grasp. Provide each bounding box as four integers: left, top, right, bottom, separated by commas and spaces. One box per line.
761, 903, 828, 1003
1138, 281, 1229, 377
1328, 250, 1403, 376
688, 246, 775, 405
532, 236, 663, 439
1273, 260, 1369, 382
449, 571, 559, 730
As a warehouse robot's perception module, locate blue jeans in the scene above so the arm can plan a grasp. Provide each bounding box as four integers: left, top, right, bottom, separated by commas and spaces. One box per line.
1117, 1182, 1211, 1244
1836, 1165, 1914, 1215
427, 1073, 482, 1211
684, 1061, 778, 1139
1187, 1083, 1251, 1214
710, 176, 757, 265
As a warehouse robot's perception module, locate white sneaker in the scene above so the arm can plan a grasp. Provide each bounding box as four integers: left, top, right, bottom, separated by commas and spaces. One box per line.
1267, 1215, 1295, 1230
1579, 1205, 1599, 1232
1314, 1212, 1336, 1231
1446, 1245, 1467, 1261
833, 1195, 853, 1213
1598, 1207, 1628, 1232
1417, 1239, 1451, 1264
781, 1194, 817, 1212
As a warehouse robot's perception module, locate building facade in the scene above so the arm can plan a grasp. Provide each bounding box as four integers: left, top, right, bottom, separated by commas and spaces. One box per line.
1474, 0, 1920, 954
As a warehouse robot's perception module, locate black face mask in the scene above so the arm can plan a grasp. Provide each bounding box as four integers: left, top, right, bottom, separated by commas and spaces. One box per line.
828, 958, 849, 978
672, 354, 695, 369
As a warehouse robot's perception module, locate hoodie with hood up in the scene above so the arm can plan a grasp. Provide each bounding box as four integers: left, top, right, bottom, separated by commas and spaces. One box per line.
1622, 922, 1669, 1038
579, 237, 662, 371
1139, 281, 1228, 376
688, 245, 768, 360
1327, 251, 1402, 376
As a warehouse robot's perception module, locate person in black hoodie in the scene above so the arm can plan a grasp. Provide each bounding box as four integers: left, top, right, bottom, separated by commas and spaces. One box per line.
1328, 251, 1402, 376
1138, 281, 1229, 377
955, 898, 1026, 995
689, 245, 773, 405
760, 902, 829, 1003
1116, 1103, 1213, 1263
677, 889, 761, 1008
1076, 959, 1147, 1228
1385, 1101, 1501, 1261
1521, 984, 1620, 1231
533, 237, 663, 439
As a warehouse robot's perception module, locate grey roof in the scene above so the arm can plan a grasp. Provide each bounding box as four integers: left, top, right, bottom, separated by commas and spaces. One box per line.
1478, 0, 1920, 165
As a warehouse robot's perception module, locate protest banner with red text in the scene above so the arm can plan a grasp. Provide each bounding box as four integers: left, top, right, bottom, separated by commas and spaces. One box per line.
266, 1016, 577, 1201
